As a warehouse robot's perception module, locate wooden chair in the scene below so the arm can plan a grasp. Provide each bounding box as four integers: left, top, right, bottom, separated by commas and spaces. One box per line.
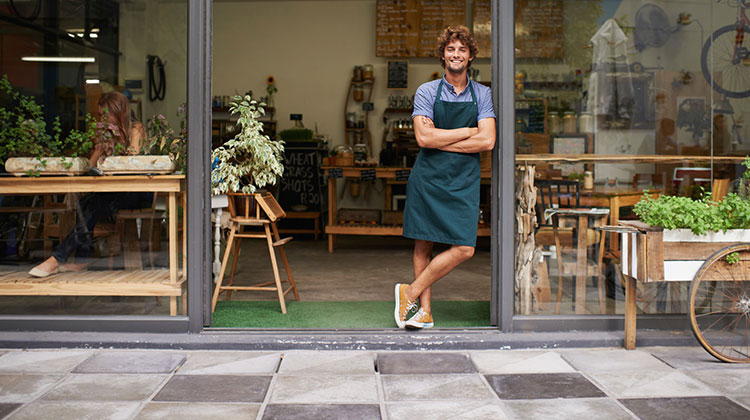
534, 179, 608, 314
711, 178, 730, 202
211, 192, 299, 314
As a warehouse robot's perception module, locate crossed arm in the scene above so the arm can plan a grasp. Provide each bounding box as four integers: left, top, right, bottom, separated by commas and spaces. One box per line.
413, 115, 496, 153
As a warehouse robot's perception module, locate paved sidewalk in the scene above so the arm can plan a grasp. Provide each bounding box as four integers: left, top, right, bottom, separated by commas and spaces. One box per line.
0, 346, 748, 419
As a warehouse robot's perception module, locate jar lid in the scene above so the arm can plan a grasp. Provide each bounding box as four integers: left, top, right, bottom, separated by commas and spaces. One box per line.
354, 143, 366, 147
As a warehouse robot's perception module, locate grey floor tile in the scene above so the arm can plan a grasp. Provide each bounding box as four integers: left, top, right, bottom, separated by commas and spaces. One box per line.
734, 396, 750, 410
648, 346, 750, 370
620, 397, 750, 420
278, 351, 374, 375
0, 403, 21, 419
153, 375, 271, 403
386, 401, 509, 420
377, 352, 476, 374
7, 401, 140, 420
0, 375, 63, 403
685, 368, 750, 396
504, 398, 632, 420
470, 351, 575, 374
134, 402, 260, 419
262, 404, 381, 420
270, 375, 378, 404
560, 349, 673, 373
73, 351, 185, 374
486, 373, 605, 400
587, 370, 719, 398
178, 351, 280, 375
42, 374, 167, 402
0, 351, 92, 374
383, 374, 494, 401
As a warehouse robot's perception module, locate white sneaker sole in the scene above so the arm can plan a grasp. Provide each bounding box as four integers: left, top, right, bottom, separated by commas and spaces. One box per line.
405, 321, 434, 329
394, 283, 406, 328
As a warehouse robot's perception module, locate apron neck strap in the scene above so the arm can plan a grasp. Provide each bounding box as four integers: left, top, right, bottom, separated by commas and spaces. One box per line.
436, 77, 477, 103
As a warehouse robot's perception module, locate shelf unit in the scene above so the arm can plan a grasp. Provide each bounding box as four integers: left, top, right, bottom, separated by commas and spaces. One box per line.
344, 79, 374, 151
383, 107, 417, 166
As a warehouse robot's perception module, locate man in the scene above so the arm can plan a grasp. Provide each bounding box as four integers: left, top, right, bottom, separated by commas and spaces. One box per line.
395, 25, 496, 329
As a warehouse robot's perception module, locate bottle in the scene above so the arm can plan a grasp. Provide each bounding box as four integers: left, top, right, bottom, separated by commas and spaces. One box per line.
362, 64, 374, 80
584, 171, 593, 190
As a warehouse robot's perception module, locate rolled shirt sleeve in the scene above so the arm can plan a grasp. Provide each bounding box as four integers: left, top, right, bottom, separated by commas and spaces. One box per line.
475, 82, 496, 122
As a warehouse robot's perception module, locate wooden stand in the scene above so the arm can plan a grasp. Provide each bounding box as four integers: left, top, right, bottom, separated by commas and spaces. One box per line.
211, 192, 299, 314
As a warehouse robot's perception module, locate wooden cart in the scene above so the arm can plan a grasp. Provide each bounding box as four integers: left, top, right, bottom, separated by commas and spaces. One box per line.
608, 220, 750, 363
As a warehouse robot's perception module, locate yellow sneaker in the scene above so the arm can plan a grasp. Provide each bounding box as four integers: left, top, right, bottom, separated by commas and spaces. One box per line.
394, 283, 417, 328
405, 308, 434, 329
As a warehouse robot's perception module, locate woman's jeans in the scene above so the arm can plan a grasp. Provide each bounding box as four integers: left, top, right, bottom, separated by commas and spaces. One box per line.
52, 192, 152, 263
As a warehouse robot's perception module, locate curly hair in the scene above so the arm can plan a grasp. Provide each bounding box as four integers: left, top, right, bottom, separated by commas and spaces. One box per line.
435, 25, 478, 69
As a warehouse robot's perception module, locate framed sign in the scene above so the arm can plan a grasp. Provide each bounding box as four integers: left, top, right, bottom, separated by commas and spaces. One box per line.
387, 60, 408, 89
551, 135, 588, 176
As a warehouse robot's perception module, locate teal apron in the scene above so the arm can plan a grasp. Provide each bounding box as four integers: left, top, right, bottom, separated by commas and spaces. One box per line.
403, 79, 480, 247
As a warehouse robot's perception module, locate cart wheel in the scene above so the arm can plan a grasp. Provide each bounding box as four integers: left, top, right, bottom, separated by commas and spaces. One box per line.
689, 244, 750, 363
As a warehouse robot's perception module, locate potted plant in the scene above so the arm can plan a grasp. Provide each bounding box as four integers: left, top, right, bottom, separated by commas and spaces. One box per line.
211, 95, 284, 196
98, 104, 186, 175
1, 75, 94, 176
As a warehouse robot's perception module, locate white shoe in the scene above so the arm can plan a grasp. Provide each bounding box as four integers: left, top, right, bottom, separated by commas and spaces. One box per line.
405, 308, 434, 329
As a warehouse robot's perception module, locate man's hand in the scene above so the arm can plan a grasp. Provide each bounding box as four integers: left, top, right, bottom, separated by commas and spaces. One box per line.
413, 116, 476, 149
438, 118, 495, 153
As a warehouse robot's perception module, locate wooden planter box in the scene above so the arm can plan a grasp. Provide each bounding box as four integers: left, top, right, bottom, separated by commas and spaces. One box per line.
619, 220, 750, 283
4, 157, 90, 176
99, 155, 176, 174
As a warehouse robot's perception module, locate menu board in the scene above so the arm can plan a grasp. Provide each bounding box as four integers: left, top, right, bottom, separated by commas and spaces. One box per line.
387, 60, 409, 89
473, 0, 491, 58
515, 0, 563, 59
376, 0, 466, 58
278, 146, 323, 212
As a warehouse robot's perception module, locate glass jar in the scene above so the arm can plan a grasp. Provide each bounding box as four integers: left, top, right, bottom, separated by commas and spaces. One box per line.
353, 66, 363, 82
362, 64, 374, 80
346, 112, 357, 128
548, 112, 561, 135
353, 86, 364, 102
562, 111, 577, 134
579, 112, 593, 133
353, 143, 369, 163
357, 114, 365, 128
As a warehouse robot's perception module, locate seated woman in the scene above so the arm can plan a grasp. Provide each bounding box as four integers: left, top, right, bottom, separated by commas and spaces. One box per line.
29, 91, 152, 277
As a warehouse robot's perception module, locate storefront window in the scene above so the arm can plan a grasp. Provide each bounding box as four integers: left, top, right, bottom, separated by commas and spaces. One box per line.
514, 0, 749, 316
0, 0, 188, 316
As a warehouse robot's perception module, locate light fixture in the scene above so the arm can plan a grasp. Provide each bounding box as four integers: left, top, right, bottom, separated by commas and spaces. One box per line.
714, 96, 735, 115
22, 56, 96, 63
85, 79, 100, 84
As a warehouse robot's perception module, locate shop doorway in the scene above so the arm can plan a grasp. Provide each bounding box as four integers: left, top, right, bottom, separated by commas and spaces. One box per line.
207, 0, 497, 329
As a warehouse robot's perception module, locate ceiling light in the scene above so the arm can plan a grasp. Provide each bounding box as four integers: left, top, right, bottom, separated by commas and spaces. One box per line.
85, 79, 100, 84
22, 56, 96, 63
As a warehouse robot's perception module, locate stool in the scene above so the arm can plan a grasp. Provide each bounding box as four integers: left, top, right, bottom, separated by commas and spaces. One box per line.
278, 211, 321, 240
211, 193, 299, 314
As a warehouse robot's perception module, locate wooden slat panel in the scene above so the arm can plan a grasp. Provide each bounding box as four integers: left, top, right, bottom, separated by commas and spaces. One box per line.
663, 242, 741, 261
693, 259, 750, 282
636, 233, 647, 282
0, 270, 183, 296
645, 231, 664, 282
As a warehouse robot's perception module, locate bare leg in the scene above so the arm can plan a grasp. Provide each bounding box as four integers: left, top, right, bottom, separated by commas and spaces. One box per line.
405, 244, 475, 303
413, 239, 434, 314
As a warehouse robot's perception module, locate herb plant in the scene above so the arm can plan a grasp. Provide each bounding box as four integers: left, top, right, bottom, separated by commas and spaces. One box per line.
142, 103, 187, 173
211, 95, 284, 195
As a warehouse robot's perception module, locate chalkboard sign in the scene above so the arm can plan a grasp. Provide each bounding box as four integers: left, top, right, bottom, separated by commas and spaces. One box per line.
278, 146, 323, 212
329, 168, 343, 178
360, 169, 376, 181
387, 60, 409, 89
395, 169, 411, 181
515, 0, 563, 59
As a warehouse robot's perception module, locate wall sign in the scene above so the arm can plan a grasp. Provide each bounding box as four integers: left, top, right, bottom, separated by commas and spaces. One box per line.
387, 60, 409, 90
279, 146, 323, 211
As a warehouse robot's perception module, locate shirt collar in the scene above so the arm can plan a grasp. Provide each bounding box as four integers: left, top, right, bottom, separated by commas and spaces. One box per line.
442, 75, 471, 96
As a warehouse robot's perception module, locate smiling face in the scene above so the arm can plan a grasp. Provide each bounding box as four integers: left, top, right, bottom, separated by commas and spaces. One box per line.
442, 39, 473, 75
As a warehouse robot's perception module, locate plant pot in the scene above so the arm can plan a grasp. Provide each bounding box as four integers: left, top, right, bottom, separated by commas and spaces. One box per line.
99, 155, 176, 175
4, 157, 90, 176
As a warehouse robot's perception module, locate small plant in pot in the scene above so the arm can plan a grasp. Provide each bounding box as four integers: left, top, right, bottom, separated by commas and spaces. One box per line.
97, 103, 186, 175
1, 75, 94, 176
211, 95, 284, 206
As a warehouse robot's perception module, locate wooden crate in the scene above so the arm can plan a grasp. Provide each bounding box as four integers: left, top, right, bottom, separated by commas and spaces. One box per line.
337, 208, 381, 224
382, 210, 403, 226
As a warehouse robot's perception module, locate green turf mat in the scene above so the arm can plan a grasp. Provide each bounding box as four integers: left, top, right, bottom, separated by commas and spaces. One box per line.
211, 300, 491, 328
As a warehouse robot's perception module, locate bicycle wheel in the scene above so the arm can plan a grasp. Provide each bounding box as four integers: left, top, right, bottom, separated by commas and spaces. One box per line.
701, 23, 750, 99
689, 243, 750, 363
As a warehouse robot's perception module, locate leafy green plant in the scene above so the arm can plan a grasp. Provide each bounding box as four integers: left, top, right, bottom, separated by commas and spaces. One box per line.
634, 192, 750, 235
278, 128, 314, 142
0, 74, 94, 169
142, 103, 187, 173
211, 95, 284, 195
726, 252, 740, 265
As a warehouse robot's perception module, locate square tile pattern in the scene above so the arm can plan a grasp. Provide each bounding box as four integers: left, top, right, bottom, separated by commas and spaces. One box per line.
0, 347, 748, 420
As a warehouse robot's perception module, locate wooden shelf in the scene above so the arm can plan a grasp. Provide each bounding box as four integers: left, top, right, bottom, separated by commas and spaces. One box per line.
0, 269, 184, 296
326, 224, 490, 237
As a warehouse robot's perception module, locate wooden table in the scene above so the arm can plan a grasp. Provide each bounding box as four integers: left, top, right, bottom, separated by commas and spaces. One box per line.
0, 175, 186, 315
323, 166, 491, 252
